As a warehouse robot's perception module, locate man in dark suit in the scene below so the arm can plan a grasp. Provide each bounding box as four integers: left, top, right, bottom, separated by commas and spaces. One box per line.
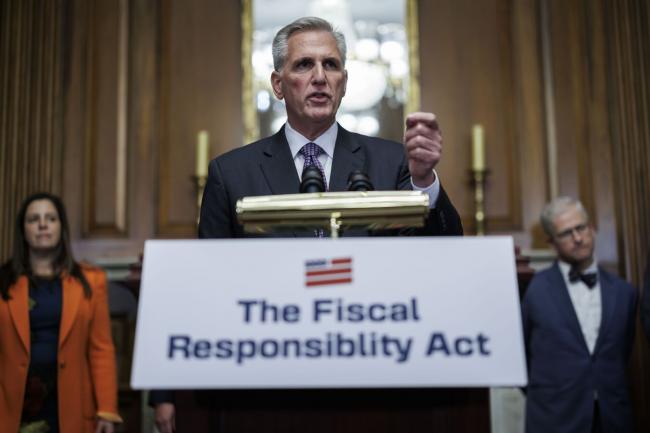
522, 196, 636, 433
198, 16, 461, 239
152, 16, 462, 432
198, 125, 461, 237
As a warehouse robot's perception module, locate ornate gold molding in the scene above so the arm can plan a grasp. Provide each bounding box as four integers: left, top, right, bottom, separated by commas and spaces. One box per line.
406, 0, 421, 115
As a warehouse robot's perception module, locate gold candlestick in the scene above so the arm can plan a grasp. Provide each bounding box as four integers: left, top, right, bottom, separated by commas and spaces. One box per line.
471, 124, 487, 235
194, 131, 210, 227
194, 175, 207, 226
472, 169, 488, 236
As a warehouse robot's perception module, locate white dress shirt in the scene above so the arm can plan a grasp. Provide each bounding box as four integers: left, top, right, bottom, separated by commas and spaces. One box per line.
558, 260, 602, 354
283, 122, 441, 208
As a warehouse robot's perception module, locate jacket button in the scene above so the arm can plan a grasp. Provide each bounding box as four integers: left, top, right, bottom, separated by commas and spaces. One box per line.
59, 361, 66, 369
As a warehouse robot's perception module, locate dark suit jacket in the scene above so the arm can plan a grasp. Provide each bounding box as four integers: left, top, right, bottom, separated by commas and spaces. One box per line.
198, 125, 462, 238
521, 262, 637, 433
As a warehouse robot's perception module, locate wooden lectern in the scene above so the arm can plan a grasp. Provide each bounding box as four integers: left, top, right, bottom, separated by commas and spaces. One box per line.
169, 191, 490, 433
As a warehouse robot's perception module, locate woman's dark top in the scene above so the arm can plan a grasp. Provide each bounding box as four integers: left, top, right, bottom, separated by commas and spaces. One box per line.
21, 276, 62, 433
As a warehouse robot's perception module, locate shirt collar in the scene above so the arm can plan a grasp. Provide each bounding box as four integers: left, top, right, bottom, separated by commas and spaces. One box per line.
284, 121, 338, 159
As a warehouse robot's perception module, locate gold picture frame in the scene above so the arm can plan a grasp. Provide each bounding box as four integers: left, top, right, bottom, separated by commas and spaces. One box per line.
241, 0, 421, 145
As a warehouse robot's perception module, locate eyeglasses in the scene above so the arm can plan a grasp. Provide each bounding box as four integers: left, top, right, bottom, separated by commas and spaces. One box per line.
554, 223, 589, 241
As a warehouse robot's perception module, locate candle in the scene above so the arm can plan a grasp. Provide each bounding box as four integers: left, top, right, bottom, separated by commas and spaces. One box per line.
471, 124, 485, 171
196, 130, 209, 177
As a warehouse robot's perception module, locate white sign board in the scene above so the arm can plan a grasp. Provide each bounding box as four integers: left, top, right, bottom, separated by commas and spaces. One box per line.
131, 237, 527, 389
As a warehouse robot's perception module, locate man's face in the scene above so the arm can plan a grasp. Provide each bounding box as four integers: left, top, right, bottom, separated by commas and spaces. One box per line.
549, 205, 595, 267
271, 30, 347, 137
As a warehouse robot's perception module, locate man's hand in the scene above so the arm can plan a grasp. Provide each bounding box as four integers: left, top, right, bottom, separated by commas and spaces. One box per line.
154, 403, 176, 433
404, 112, 442, 187
95, 419, 114, 433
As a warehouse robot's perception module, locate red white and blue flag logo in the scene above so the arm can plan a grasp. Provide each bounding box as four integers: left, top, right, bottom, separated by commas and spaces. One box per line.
304, 257, 353, 287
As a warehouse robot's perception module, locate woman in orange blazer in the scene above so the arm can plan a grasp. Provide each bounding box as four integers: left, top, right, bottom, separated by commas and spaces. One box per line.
0, 192, 121, 433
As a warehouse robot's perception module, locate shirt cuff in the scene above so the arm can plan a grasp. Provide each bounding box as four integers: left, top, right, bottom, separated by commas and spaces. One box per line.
411, 169, 440, 208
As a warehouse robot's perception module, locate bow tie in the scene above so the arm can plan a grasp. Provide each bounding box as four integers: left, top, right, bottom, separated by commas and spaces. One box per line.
568, 268, 598, 289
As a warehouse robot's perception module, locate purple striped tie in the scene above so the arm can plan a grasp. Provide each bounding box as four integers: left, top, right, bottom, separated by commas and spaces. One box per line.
299, 142, 327, 191
300, 142, 327, 237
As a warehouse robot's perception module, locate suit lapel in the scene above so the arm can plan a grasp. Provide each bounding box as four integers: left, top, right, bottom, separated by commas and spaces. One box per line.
593, 269, 617, 355
259, 128, 301, 195
547, 263, 590, 353
258, 128, 303, 237
59, 274, 82, 348
329, 126, 365, 192
7, 276, 30, 354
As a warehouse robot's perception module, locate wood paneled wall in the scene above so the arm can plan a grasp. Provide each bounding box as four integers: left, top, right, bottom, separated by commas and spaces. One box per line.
546, 0, 597, 204
61, 0, 242, 260
543, 0, 621, 267
157, 0, 242, 237
605, 0, 650, 287
63, 0, 143, 258
0, 0, 64, 261
538, 1, 650, 429
603, 0, 650, 429
418, 0, 548, 246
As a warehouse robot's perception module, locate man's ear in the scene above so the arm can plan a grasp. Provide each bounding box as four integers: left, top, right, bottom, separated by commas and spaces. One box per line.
343, 69, 348, 96
545, 232, 557, 248
271, 71, 283, 100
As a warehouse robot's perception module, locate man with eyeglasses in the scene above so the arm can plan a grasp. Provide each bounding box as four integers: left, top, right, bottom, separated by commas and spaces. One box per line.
521, 196, 636, 433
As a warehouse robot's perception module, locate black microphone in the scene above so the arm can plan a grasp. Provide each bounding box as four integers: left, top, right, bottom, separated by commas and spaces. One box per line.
300, 165, 326, 193
347, 170, 374, 191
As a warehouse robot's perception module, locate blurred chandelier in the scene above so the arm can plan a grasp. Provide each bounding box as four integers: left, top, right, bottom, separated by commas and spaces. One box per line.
252, 0, 409, 137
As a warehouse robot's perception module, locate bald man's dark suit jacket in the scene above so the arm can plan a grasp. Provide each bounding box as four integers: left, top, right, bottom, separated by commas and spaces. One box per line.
521, 262, 637, 433
198, 124, 462, 238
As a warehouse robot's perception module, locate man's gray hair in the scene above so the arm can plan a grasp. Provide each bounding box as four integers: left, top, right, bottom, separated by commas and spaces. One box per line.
540, 196, 589, 237
272, 17, 347, 72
